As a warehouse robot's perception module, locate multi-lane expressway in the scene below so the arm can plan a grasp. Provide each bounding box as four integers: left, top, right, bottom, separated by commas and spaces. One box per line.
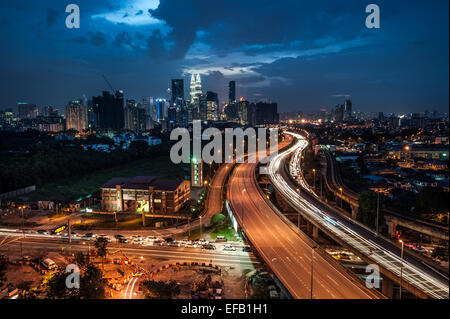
227, 135, 379, 299
0, 235, 259, 269
268, 131, 449, 299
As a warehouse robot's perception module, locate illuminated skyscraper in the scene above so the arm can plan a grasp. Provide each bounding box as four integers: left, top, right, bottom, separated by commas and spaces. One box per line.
65, 100, 88, 133
190, 73, 202, 104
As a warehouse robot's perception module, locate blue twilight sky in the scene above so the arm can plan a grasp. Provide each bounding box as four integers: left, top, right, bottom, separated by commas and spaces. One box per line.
0, 0, 448, 114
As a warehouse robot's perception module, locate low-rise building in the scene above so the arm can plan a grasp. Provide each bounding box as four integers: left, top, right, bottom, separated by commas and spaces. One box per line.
101, 176, 190, 214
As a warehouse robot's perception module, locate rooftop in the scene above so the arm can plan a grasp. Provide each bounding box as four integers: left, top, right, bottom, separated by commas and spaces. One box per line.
101, 176, 184, 191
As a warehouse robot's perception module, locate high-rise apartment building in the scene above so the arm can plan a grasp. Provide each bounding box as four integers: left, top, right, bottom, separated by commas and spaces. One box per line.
65, 100, 88, 133
92, 90, 124, 130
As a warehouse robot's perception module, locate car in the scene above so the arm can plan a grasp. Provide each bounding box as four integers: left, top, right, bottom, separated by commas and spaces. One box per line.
114, 234, 124, 240
145, 236, 158, 242
41, 258, 57, 270
118, 237, 129, 244
223, 245, 236, 251
70, 231, 78, 237
203, 244, 216, 250
83, 232, 97, 238
215, 236, 227, 242
153, 239, 163, 246
98, 235, 112, 242
164, 237, 174, 243
36, 229, 48, 235
169, 242, 181, 247
242, 246, 252, 252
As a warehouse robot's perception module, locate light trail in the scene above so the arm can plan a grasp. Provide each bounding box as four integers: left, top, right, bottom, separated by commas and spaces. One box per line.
267, 131, 449, 299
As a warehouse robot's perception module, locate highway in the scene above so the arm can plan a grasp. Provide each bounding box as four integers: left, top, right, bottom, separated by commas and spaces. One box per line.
0, 235, 259, 268
201, 163, 234, 226
268, 131, 449, 299
227, 135, 376, 299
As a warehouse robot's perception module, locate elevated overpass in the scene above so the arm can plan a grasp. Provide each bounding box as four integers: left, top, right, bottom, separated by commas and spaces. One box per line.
322, 148, 449, 241
267, 132, 449, 299
227, 135, 381, 299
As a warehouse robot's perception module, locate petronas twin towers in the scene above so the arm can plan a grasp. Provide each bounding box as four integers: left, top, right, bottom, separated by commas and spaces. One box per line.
190, 73, 202, 104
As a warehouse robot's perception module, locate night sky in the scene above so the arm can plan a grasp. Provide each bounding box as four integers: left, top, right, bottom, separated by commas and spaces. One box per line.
0, 0, 448, 114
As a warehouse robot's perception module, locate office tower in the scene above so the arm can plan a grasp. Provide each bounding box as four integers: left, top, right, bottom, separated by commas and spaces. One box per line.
343, 99, 352, 120
92, 90, 124, 130
41, 106, 58, 117
256, 102, 279, 125
86, 99, 97, 130
168, 105, 177, 123
378, 112, 385, 122
229, 81, 236, 104
247, 102, 257, 126
206, 91, 219, 121
190, 73, 202, 104
198, 94, 207, 121
191, 157, 204, 187
333, 104, 344, 122
124, 102, 146, 134
142, 96, 153, 129
18, 103, 38, 119
171, 79, 184, 105
238, 98, 249, 125
65, 99, 88, 133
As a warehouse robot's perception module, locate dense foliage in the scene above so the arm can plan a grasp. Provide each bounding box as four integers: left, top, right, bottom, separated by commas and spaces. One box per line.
0, 130, 166, 194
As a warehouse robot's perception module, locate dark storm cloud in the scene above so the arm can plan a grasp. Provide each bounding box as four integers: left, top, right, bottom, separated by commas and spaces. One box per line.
0, 0, 448, 114
73, 31, 108, 47
45, 8, 60, 27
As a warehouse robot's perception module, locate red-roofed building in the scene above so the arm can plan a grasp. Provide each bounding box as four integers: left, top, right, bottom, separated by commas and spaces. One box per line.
101, 176, 190, 214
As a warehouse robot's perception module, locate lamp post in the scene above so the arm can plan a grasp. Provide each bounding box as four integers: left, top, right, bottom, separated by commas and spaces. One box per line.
310, 245, 317, 299
188, 217, 191, 238
199, 216, 202, 239
399, 239, 404, 299
20, 205, 25, 257
312, 169, 316, 192
376, 192, 380, 234
339, 187, 343, 208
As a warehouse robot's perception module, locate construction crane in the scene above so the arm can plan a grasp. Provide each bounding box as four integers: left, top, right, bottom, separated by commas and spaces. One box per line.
102, 74, 117, 94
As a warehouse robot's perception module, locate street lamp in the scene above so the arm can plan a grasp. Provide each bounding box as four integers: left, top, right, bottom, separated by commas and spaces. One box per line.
312, 169, 316, 192
199, 216, 202, 239
310, 245, 317, 299
339, 187, 343, 208
376, 192, 380, 234
399, 240, 404, 299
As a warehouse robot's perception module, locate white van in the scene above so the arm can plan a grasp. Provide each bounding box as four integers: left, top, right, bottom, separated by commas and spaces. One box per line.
41, 258, 57, 270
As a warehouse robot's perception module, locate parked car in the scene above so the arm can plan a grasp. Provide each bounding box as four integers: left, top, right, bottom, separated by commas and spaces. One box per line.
215, 236, 227, 242
223, 244, 236, 251
41, 258, 57, 270
98, 235, 112, 242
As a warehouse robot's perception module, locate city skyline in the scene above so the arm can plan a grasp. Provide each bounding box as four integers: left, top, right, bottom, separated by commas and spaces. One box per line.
0, 0, 448, 114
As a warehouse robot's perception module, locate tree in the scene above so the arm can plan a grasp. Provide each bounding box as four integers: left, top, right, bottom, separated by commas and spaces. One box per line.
0, 255, 8, 289
416, 187, 449, 217
129, 140, 149, 155
357, 191, 379, 229
142, 280, 180, 299
43, 255, 106, 299
94, 237, 109, 269
211, 213, 226, 225
78, 263, 107, 299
